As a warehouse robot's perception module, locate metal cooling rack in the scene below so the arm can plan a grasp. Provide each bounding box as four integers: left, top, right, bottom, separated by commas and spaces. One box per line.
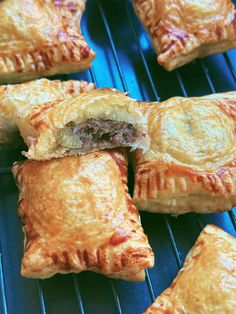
0, 0, 236, 313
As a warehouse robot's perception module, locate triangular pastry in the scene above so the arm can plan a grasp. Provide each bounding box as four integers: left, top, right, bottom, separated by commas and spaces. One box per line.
144, 225, 236, 314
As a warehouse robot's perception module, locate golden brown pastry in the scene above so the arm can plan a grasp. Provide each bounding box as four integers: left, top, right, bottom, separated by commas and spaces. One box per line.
0, 79, 95, 147
133, 0, 236, 71
0, 0, 95, 83
134, 92, 236, 214
12, 150, 154, 280
144, 224, 236, 314
16, 88, 150, 160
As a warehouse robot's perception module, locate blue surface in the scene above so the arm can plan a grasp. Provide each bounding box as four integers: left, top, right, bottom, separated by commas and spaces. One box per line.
0, 0, 236, 313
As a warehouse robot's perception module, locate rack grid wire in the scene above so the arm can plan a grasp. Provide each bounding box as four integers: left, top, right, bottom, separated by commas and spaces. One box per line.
0, 1, 236, 313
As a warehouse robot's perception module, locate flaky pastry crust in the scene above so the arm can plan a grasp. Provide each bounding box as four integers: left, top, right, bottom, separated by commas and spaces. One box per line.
0, 78, 95, 146
15, 88, 149, 160
12, 150, 154, 280
133, 0, 236, 70
144, 225, 236, 314
0, 0, 95, 83
134, 92, 236, 214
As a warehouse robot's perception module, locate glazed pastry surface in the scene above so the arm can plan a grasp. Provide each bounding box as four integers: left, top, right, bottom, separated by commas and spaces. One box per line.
0, 79, 95, 146
12, 150, 154, 280
134, 92, 236, 214
16, 88, 149, 160
144, 225, 236, 314
133, 0, 236, 70
0, 0, 95, 83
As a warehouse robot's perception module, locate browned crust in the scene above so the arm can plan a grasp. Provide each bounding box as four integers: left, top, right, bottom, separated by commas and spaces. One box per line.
12, 151, 154, 280
144, 225, 236, 313
134, 92, 236, 214
133, 0, 236, 71
0, 79, 95, 146
134, 161, 236, 199
0, 0, 95, 83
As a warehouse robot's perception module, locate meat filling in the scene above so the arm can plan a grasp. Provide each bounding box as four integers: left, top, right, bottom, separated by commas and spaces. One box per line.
59, 118, 143, 151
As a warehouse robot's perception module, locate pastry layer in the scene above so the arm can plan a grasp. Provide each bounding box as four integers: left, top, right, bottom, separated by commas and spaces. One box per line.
133, 0, 236, 70
144, 225, 236, 314
134, 92, 236, 214
0, 0, 95, 83
16, 88, 149, 160
13, 150, 154, 280
0, 78, 95, 146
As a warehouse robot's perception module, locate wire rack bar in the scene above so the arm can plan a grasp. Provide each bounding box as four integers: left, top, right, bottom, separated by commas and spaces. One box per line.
0, 167, 11, 175
223, 53, 236, 82
98, 3, 128, 93
196, 215, 205, 230
37, 280, 47, 314
229, 210, 236, 231
110, 281, 123, 314
89, 68, 98, 87
163, 216, 182, 268
199, 60, 216, 93
144, 270, 156, 301
124, 4, 160, 103
73, 275, 85, 314
175, 70, 188, 97
0, 253, 8, 314
125, 3, 160, 101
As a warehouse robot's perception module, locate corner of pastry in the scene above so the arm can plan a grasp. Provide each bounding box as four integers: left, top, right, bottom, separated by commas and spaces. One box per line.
12, 150, 154, 281
15, 89, 150, 160
134, 92, 236, 214
0, 78, 95, 147
133, 0, 236, 71
0, 0, 95, 83
144, 224, 236, 313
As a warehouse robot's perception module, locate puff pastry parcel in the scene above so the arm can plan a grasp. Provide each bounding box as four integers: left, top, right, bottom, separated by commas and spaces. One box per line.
0, 0, 95, 83
16, 89, 149, 160
134, 92, 236, 214
133, 0, 236, 70
12, 150, 154, 280
144, 225, 236, 314
0, 79, 95, 146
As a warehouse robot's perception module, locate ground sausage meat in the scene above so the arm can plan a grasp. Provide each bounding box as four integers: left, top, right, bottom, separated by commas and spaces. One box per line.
59, 118, 144, 151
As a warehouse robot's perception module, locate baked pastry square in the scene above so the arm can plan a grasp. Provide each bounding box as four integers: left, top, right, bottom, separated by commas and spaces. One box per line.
0, 78, 95, 147
0, 0, 95, 83
12, 150, 154, 280
144, 224, 236, 314
16, 88, 149, 160
134, 92, 236, 214
133, 0, 236, 71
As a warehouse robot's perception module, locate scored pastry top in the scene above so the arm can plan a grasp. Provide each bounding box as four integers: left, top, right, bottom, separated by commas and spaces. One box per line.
0, 0, 95, 83
144, 224, 236, 314
133, 0, 236, 70
137, 93, 236, 172
15, 88, 150, 159
12, 150, 154, 280
134, 92, 236, 214
0, 78, 95, 146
